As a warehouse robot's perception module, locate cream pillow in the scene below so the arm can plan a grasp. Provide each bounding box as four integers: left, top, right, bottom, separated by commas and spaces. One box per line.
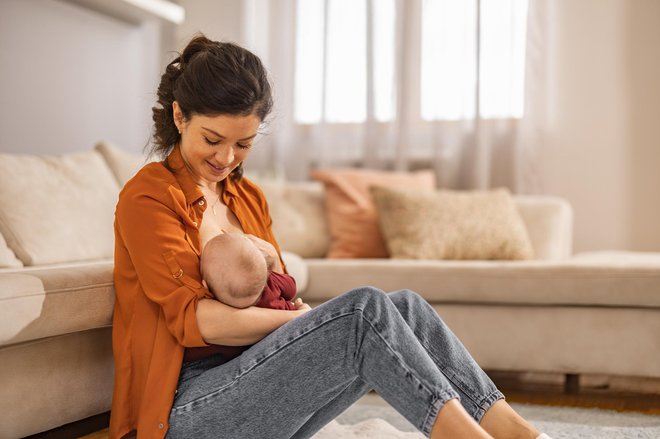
0, 232, 23, 268
253, 179, 330, 258
371, 186, 535, 260
95, 141, 149, 186
0, 150, 120, 265
311, 169, 436, 258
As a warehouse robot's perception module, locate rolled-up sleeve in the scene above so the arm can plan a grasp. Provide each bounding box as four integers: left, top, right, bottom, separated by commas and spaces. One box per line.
115, 185, 210, 348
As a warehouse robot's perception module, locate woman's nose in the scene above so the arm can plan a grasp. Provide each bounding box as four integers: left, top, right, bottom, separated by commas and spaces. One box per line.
214, 145, 234, 165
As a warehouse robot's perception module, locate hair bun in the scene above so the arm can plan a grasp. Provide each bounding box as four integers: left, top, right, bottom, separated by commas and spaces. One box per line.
180, 34, 216, 69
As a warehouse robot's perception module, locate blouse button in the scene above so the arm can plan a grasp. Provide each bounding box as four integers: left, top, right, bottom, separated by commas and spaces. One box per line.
158, 423, 164, 429
199, 199, 205, 206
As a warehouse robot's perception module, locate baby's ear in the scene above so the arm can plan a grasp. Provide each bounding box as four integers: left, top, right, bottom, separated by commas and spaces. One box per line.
202, 279, 208, 289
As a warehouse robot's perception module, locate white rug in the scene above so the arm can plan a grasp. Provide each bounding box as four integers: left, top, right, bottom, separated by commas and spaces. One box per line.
314, 418, 423, 439
312, 394, 660, 439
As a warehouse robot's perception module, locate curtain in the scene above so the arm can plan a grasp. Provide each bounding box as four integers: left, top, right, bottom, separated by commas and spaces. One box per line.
242, 0, 545, 193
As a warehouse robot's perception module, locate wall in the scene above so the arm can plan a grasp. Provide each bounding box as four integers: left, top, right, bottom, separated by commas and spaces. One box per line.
539, 0, 660, 252
624, 0, 660, 251
0, 0, 162, 155
175, 0, 244, 48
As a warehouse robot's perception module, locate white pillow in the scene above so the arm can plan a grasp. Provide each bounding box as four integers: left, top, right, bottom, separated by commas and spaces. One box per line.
0, 232, 23, 268
0, 150, 120, 265
94, 141, 149, 186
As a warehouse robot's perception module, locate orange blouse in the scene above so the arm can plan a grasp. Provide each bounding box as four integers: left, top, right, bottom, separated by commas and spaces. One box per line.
109, 146, 284, 439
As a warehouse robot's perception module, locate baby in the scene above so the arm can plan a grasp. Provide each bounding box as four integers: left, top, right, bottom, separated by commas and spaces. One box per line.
201, 232, 299, 310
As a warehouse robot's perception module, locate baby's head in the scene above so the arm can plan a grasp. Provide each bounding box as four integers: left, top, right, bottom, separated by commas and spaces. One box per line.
201, 233, 268, 309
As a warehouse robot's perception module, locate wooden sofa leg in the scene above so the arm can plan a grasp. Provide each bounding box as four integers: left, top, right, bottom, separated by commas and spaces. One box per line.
565, 373, 580, 394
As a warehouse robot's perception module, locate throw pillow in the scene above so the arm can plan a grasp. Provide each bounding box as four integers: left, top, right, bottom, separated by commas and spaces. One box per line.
311, 168, 436, 258
95, 141, 149, 186
371, 186, 535, 260
0, 150, 120, 265
257, 179, 330, 258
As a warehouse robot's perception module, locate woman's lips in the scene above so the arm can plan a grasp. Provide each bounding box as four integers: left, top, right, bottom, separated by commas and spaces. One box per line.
206, 161, 229, 175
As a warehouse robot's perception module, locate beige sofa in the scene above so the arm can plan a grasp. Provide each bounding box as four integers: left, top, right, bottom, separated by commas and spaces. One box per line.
262, 181, 660, 380
1, 144, 659, 438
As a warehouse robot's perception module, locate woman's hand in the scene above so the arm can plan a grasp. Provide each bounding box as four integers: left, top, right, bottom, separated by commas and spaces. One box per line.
245, 234, 283, 273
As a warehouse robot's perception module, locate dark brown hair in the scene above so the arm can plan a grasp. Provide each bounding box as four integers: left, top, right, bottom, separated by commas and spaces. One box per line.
149, 34, 273, 180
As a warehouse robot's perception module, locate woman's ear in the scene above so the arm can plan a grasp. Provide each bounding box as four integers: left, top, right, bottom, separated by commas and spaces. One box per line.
172, 100, 184, 128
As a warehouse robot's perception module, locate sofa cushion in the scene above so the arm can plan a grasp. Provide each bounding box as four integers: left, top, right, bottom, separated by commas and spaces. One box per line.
95, 140, 149, 186
0, 261, 114, 346
0, 150, 119, 265
0, 233, 22, 269
301, 256, 660, 308
311, 168, 436, 258
371, 186, 534, 260
257, 180, 330, 258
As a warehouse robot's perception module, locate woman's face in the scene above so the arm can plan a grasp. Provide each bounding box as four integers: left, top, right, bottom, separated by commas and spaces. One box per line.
173, 101, 261, 188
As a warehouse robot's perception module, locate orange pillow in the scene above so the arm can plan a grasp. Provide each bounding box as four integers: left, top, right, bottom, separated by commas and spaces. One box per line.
311, 168, 436, 258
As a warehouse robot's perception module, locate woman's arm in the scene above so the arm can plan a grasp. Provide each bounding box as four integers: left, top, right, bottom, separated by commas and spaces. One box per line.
196, 298, 310, 345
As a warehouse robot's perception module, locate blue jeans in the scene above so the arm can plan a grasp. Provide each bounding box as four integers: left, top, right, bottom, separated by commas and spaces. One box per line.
166, 288, 504, 438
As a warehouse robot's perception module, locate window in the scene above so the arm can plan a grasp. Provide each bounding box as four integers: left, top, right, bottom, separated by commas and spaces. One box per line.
294, 0, 528, 124
294, 0, 395, 123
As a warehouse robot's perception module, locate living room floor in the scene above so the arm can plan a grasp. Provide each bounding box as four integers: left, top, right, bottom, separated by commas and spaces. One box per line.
29, 372, 660, 439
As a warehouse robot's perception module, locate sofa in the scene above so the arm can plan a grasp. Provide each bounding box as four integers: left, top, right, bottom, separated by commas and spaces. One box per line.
1, 143, 658, 438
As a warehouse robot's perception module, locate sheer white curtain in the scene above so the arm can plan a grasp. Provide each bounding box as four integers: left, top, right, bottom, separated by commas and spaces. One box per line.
243, 0, 542, 192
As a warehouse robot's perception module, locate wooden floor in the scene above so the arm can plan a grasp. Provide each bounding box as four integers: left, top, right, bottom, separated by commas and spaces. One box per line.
33, 372, 660, 439
79, 431, 108, 439
489, 371, 660, 415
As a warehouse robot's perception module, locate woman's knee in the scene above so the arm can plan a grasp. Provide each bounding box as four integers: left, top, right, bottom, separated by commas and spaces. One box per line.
388, 289, 443, 322
388, 289, 426, 308
347, 285, 387, 301
338, 286, 390, 311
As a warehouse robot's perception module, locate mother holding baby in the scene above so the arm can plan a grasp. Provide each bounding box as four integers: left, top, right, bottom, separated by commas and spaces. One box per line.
110, 34, 550, 439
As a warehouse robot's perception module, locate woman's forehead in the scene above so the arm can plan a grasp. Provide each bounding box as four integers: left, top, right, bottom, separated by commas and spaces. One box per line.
191, 113, 261, 138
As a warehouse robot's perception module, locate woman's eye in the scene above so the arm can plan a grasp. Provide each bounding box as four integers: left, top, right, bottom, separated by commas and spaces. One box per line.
204, 137, 220, 146
237, 143, 252, 149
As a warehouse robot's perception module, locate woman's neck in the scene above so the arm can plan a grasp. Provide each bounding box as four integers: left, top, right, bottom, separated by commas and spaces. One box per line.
199, 181, 222, 197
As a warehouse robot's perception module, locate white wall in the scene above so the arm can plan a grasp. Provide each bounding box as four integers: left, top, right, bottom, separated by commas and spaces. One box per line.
539, 0, 660, 252
624, 0, 660, 251
175, 0, 244, 48
0, 0, 162, 155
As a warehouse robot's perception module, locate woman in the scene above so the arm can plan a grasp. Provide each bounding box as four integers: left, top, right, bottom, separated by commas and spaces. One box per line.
110, 34, 552, 439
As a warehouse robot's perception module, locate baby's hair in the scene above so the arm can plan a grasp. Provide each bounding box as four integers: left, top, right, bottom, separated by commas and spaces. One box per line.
202, 234, 268, 307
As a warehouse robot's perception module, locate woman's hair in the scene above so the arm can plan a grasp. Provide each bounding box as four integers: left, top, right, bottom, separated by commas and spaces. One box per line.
150, 34, 273, 180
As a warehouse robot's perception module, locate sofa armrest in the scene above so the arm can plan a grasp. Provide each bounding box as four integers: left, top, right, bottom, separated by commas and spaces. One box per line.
514, 196, 573, 260
281, 251, 309, 294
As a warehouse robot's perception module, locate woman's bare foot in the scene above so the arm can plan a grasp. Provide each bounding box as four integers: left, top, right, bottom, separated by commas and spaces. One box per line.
430, 399, 494, 438
479, 399, 541, 439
